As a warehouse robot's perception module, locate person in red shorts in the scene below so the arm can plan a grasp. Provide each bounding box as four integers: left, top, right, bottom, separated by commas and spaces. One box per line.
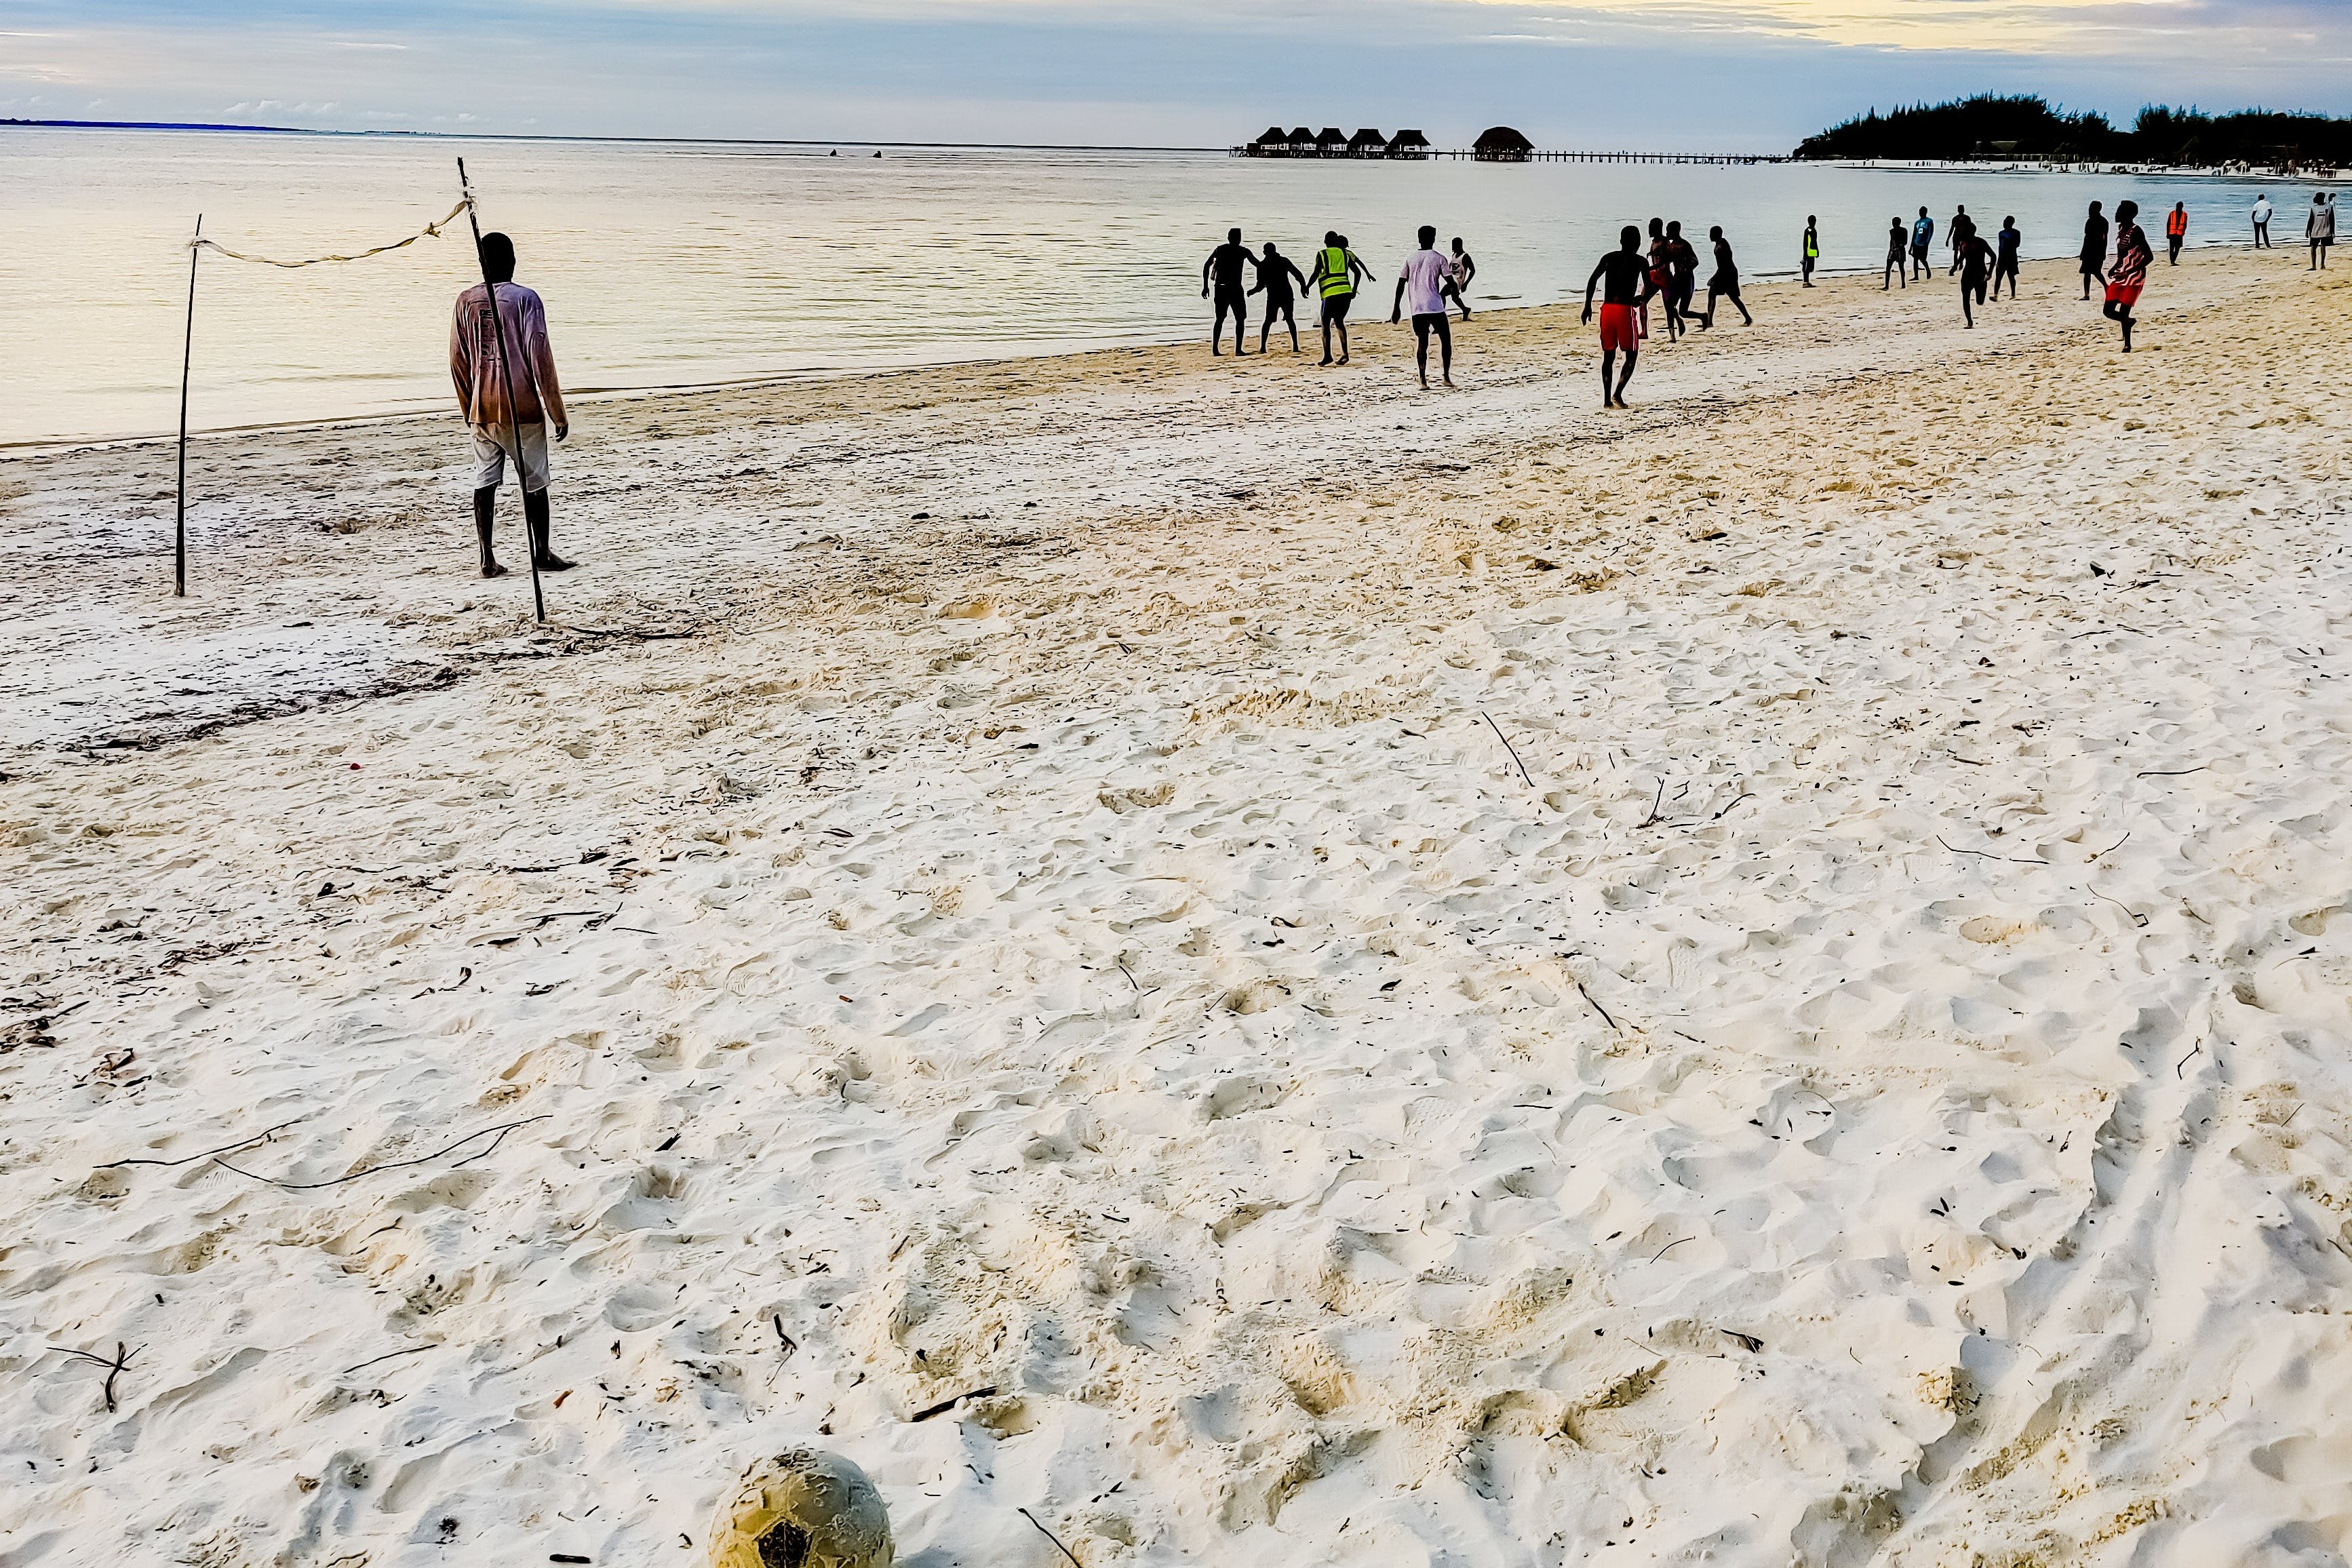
1582, 225, 1658, 408
2103, 199, 2152, 353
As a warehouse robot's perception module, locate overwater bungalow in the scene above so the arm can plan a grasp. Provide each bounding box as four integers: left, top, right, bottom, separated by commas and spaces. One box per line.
1473, 125, 1533, 162
1388, 129, 1432, 159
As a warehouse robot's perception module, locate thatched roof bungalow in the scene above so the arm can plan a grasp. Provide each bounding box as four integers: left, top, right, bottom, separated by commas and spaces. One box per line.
1315, 126, 1348, 155
1387, 128, 1430, 159
1473, 125, 1534, 162
1346, 127, 1387, 156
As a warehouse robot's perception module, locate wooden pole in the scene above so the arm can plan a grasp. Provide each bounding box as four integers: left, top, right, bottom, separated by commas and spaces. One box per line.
176, 214, 201, 597
456, 157, 546, 625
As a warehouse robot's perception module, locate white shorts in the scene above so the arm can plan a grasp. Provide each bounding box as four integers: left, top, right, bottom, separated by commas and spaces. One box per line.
469, 423, 551, 493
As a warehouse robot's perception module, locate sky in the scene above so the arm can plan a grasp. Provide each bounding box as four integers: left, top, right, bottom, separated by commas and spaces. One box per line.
3, 0, 2349, 150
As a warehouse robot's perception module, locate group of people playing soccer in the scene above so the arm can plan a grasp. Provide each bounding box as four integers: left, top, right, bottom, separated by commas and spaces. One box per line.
1202, 225, 1477, 386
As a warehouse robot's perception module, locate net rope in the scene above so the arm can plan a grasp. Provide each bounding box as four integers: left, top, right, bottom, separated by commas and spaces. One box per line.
189, 197, 475, 269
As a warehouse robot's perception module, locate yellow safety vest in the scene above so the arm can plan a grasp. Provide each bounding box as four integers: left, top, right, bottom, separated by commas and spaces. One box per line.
1317, 247, 1354, 298
1804, 232, 1819, 259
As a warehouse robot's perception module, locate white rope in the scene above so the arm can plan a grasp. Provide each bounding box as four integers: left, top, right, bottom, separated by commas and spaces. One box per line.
189, 197, 474, 269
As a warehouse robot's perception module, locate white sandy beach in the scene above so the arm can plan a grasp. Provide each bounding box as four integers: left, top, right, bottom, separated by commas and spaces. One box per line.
6, 250, 2352, 1568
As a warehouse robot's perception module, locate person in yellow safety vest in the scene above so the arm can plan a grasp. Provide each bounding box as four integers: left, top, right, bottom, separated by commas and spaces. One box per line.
1306, 230, 1371, 366
1802, 216, 1820, 287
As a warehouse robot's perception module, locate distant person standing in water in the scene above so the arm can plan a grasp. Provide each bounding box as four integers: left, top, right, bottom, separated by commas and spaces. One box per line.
1308, 231, 1369, 365
450, 231, 572, 579
2252, 193, 2273, 248
1698, 226, 1751, 328
1910, 208, 1935, 280
1202, 228, 1259, 357
2079, 201, 2109, 298
1583, 224, 1657, 408
1992, 216, 2022, 298
1251, 241, 1308, 353
1958, 229, 1993, 326
2310, 193, 2335, 269
1946, 205, 1976, 275
1443, 236, 1476, 319
1390, 225, 1459, 389
1801, 216, 1820, 286
2104, 199, 2152, 351
1885, 218, 1909, 289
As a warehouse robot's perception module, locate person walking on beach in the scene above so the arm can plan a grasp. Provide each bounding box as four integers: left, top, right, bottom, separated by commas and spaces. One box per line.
2165, 201, 2188, 264
1443, 237, 1476, 319
2079, 201, 2109, 299
2252, 193, 2273, 248
2309, 193, 2335, 269
1666, 221, 1702, 328
1391, 225, 1459, 389
1992, 216, 2022, 299
1308, 231, 1369, 365
1202, 228, 1259, 357
1910, 208, 1935, 281
1946, 205, 1976, 275
1582, 224, 1657, 408
2103, 199, 2152, 352
450, 231, 573, 579
1251, 241, 1308, 353
1958, 229, 1993, 327
1698, 226, 1751, 328
1885, 218, 1909, 290
1647, 218, 1681, 338
1801, 216, 1820, 286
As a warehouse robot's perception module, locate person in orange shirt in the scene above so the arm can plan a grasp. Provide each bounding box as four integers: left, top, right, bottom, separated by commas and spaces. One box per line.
450, 232, 573, 578
2165, 202, 2188, 265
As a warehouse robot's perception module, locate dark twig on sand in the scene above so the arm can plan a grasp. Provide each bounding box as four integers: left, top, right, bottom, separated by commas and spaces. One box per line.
2136, 766, 2207, 779
212, 1116, 550, 1190
1575, 981, 1619, 1032
1936, 835, 2045, 866
911, 1386, 997, 1422
96, 1117, 307, 1171
50, 1341, 136, 1412
1018, 1508, 1085, 1568
1478, 711, 1535, 789
341, 1345, 432, 1375
2176, 1039, 2204, 1079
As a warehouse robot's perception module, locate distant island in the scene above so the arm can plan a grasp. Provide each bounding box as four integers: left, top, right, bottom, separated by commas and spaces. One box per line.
1796, 94, 2351, 170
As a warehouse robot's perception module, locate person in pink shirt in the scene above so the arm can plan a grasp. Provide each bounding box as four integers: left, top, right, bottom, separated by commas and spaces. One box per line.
450, 232, 574, 578
1388, 224, 1458, 389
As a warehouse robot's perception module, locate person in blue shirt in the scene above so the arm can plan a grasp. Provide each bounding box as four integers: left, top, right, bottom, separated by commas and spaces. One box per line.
1910, 208, 1934, 281
1992, 217, 2022, 300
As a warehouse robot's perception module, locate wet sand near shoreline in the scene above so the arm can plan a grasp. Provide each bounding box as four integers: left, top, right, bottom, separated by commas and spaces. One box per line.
7, 249, 2352, 1568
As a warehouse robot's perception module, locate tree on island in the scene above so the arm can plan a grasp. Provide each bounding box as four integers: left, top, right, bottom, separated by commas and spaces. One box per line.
1795, 93, 2352, 166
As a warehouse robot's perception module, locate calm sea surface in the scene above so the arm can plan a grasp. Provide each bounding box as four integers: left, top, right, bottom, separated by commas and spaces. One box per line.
0, 128, 2298, 447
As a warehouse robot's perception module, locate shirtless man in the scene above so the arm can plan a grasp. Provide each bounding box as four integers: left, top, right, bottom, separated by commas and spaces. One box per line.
1884, 218, 1908, 290
1202, 228, 1259, 355
1991, 216, 2022, 299
450, 231, 572, 578
1582, 225, 1658, 408
1697, 226, 1750, 328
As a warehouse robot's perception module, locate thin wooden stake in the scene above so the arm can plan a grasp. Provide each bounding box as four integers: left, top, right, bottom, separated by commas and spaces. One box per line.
175, 214, 201, 597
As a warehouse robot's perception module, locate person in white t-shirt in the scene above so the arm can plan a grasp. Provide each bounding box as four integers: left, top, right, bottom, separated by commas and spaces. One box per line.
1389, 224, 1458, 388
2252, 194, 2273, 248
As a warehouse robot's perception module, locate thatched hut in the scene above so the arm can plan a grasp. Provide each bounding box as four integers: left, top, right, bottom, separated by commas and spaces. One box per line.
1387, 129, 1432, 159
1288, 127, 1315, 149
1244, 125, 1290, 156
1346, 128, 1387, 157
1315, 126, 1348, 155
1473, 125, 1534, 162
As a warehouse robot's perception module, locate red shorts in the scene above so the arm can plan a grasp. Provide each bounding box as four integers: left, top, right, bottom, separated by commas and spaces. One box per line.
2104, 277, 2144, 309
1599, 302, 1639, 353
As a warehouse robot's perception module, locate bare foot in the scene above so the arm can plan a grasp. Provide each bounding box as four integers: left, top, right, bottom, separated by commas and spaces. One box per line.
481, 561, 509, 579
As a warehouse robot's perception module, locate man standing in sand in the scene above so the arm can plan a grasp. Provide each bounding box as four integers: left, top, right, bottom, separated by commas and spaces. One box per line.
1910, 208, 1934, 281
1885, 218, 1909, 290
1308, 231, 1369, 366
450, 231, 573, 579
2252, 193, 2273, 248
1801, 216, 1819, 287
2165, 201, 2188, 264
1391, 225, 1459, 389
1992, 216, 2022, 300
1202, 228, 1259, 357
2309, 194, 2335, 270
1959, 228, 1993, 327
1582, 225, 1656, 409
1251, 241, 1308, 353
1946, 204, 1975, 275
2104, 199, 2152, 352
2079, 201, 2109, 299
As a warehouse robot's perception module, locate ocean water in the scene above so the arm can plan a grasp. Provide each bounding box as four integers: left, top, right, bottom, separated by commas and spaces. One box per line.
0, 128, 2300, 447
